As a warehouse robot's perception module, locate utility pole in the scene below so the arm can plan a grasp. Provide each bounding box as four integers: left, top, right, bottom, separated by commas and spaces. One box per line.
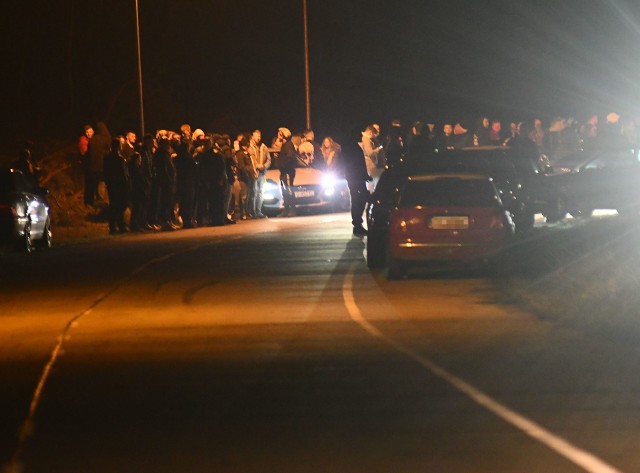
303, 0, 311, 130
135, 0, 145, 136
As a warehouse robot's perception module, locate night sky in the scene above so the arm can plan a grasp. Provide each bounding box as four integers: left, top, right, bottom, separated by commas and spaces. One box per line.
4, 0, 640, 149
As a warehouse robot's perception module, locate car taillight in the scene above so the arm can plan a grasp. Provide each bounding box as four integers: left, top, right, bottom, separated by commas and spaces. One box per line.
0, 203, 17, 216
489, 213, 505, 230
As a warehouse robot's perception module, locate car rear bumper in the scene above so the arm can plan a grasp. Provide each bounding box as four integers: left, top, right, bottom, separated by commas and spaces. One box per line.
391, 240, 504, 262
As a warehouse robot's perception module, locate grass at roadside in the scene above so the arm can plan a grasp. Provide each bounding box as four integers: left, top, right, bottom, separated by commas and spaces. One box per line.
493, 215, 640, 344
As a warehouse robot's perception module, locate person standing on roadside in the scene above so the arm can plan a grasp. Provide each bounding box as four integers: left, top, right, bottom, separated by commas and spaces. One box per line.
129, 133, 155, 231
343, 136, 371, 237
103, 138, 131, 234
77, 124, 94, 189
277, 128, 297, 217
360, 125, 384, 193
174, 134, 198, 228
152, 138, 178, 231
236, 135, 256, 219
12, 140, 41, 188
85, 121, 111, 207
121, 130, 137, 162
248, 129, 271, 218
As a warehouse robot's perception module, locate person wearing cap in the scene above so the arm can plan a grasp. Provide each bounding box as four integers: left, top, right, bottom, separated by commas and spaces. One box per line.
272, 127, 290, 151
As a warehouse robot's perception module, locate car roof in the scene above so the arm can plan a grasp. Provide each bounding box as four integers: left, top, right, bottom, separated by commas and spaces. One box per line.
407, 173, 491, 182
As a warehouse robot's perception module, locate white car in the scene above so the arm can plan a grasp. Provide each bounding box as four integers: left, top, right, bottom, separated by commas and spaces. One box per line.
262, 165, 350, 216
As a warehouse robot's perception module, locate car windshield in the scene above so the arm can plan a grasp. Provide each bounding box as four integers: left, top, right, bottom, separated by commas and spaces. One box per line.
399, 177, 499, 208
417, 154, 516, 179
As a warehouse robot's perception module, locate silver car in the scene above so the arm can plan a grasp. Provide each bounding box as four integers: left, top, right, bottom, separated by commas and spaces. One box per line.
0, 168, 51, 252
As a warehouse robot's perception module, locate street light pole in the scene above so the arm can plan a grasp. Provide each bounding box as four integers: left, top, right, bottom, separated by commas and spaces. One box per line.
303, 0, 311, 130
135, 0, 145, 136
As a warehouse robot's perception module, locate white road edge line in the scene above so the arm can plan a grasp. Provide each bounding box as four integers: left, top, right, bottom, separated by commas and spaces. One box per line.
342, 269, 623, 473
3, 237, 244, 473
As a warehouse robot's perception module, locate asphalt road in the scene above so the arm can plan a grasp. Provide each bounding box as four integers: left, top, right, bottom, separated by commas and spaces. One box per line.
0, 213, 637, 473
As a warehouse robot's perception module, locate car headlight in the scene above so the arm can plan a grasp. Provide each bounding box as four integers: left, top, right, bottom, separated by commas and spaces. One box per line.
321, 173, 337, 188
322, 173, 337, 196
263, 180, 280, 201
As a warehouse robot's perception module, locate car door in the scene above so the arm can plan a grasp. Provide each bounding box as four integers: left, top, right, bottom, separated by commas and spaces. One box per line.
575, 149, 640, 211
13, 171, 47, 236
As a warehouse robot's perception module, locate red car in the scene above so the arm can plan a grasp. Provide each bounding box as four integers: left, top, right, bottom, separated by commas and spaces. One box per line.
386, 174, 514, 279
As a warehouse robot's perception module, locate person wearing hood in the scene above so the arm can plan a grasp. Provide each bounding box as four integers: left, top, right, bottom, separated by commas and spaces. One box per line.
85, 121, 111, 207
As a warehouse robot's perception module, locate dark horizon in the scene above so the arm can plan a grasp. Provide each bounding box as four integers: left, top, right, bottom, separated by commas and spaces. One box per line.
3, 0, 640, 153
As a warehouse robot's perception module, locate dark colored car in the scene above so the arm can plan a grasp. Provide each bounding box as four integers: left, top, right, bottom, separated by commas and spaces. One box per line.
545, 147, 640, 218
0, 168, 51, 252
368, 147, 553, 250
375, 173, 514, 279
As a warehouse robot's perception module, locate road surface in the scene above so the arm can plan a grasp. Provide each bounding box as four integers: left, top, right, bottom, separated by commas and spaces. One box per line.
0, 213, 636, 472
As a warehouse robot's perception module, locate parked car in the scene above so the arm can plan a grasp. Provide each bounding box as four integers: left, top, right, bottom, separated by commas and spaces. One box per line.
370, 146, 554, 236
0, 168, 51, 252
546, 147, 640, 218
371, 173, 514, 279
261, 154, 350, 216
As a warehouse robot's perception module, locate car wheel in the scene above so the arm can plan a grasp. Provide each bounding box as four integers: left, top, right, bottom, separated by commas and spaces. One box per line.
366, 229, 386, 269
387, 256, 405, 280
17, 221, 32, 253
569, 206, 593, 218
544, 195, 567, 223
616, 206, 640, 217
37, 219, 52, 250
386, 242, 405, 280
513, 209, 535, 232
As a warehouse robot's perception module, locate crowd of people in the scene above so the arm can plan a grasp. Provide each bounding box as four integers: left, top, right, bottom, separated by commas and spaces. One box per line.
77, 123, 346, 234
74, 112, 638, 236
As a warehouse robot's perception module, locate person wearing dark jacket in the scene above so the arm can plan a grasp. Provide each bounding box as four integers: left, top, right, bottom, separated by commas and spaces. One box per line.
197, 135, 228, 226
219, 140, 237, 224
152, 138, 177, 230
277, 128, 297, 217
103, 139, 131, 234
174, 137, 198, 228
129, 134, 154, 231
85, 121, 111, 207
340, 137, 371, 236
383, 123, 404, 168
12, 140, 41, 189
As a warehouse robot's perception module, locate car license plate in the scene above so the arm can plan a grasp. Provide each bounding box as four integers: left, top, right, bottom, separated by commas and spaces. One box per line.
430, 216, 469, 230
295, 190, 315, 198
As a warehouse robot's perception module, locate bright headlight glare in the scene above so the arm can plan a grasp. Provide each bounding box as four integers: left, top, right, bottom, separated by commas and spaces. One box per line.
264, 181, 278, 190
322, 173, 337, 188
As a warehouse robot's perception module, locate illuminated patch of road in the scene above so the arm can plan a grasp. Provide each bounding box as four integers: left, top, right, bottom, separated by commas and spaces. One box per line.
2, 237, 242, 473
342, 268, 623, 473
